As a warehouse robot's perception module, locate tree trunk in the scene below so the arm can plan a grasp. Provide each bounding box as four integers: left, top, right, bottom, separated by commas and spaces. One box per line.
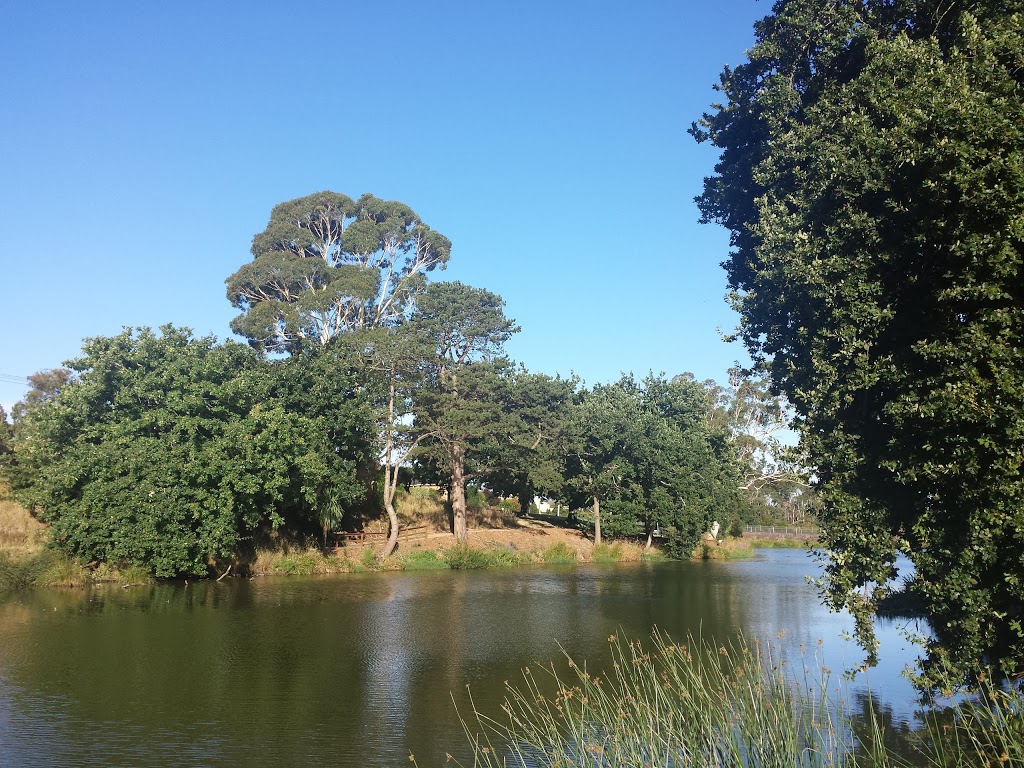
518, 487, 532, 516
645, 528, 653, 550
379, 380, 400, 560
593, 495, 601, 546
381, 498, 400, 559
451, 444, 468, 542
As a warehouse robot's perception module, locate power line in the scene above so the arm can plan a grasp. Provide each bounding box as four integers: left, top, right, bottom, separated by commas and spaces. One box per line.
0, 373, 27, 385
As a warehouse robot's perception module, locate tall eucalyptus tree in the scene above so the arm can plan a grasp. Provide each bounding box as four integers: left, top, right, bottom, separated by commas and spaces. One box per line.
226, 191, 452, 554
226, 191, 451, 354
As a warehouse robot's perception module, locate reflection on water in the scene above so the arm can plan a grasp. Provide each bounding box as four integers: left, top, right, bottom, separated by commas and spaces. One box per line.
0, 550, 926, 767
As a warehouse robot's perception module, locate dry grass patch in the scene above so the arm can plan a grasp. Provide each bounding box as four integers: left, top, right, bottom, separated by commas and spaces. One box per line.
395, 487, 521, 532
0, 485, 47, 555
396, 486, 449, 531
693, 536, 756, 560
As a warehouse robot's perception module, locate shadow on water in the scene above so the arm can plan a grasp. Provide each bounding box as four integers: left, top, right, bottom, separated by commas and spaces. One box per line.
0, 551, 940, 767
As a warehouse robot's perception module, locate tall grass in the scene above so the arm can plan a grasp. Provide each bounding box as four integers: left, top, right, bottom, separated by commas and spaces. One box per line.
396, 550, 450, 570
592, 543, 624, 563
0, 549, 55, 590
0, 549, 93, 589
695, 538, 757, 560
444, 544, 501, 570
442, 631, 1024, 768
540, 542, 578, 564
916, 682, 1024, 767
0, 485, 46, 554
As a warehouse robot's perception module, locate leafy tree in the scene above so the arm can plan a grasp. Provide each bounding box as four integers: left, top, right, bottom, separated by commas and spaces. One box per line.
226, 191, 451, 354
566, 374, 740, 556
693, 0, 1024, 686
343, 327, 433, 558
640, 374, 743, 556
258, 346, 376, 544
478, 369, 577, 516
411, 281, 519, 541
566, 379, 642, 546
0, 405, 10, 459
6, 326, 368, 577
226, 191, 452, 556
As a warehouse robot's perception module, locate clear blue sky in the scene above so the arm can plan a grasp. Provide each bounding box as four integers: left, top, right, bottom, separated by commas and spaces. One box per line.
0, 1, 768, 412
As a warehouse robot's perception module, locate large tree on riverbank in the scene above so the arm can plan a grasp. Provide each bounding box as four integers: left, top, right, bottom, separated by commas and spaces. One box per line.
226, 191, 452, 555
566, 374, 741, 556
693, 0, 1024, 687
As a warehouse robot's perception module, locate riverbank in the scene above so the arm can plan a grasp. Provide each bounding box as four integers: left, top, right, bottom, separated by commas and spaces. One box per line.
0, 482, 801, 587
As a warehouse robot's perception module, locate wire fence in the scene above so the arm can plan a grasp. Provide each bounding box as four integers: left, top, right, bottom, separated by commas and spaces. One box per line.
743, 525, 820, 538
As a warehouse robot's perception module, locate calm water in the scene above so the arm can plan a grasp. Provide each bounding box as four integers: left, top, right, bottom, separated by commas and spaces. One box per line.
0, 550, 924, 767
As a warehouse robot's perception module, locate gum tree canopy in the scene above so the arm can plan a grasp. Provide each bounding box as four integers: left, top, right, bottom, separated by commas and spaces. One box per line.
693, 0, 1024, 687
226, 191, 452, 353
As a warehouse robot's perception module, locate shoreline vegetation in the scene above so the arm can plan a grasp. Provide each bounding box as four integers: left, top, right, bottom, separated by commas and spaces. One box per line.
431, 631, 1024, 768
0, 484, 811, 591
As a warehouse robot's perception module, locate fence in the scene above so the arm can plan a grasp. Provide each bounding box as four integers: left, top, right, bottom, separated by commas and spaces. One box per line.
743, 525, 820, 539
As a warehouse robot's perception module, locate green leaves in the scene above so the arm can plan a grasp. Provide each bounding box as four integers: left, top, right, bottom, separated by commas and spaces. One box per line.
696, 0, 1024, 688
6, 326, 371, 577
566, 374, 741, 556
227, 191, 451, 353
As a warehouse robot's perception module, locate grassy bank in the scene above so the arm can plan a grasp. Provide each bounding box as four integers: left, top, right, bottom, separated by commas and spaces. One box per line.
0, 549, 152, 590
744, 537, 815, 548
694, 537, 757, 560
2, 481, 783, 584
438, 631, 1024, 768
250, 538, 664, 576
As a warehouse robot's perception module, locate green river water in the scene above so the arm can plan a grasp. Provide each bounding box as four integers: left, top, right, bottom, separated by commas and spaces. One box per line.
0, 549, 923, 767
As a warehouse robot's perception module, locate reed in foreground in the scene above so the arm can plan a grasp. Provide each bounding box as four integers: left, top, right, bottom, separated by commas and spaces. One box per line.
441, 631, 1024, 768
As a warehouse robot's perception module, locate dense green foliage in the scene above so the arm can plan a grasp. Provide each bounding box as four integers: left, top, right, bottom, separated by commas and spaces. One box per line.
566, 374, 741, 557
693, 0, 1024, 685
476, 368, 577, 514
226, 191, 451, 353
7, 326, 370, 577
0, 405, 10, 458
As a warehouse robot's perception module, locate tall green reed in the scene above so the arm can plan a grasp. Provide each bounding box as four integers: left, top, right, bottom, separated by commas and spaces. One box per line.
436, 631, 1024, 768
